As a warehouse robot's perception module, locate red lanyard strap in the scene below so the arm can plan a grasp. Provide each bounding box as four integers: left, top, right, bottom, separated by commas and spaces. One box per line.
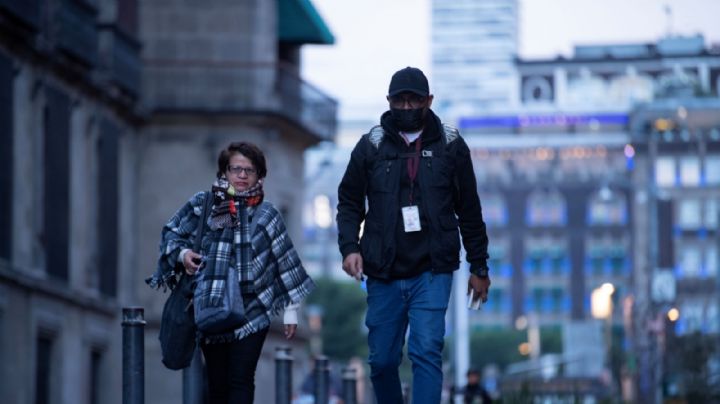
406, 137, 422, 204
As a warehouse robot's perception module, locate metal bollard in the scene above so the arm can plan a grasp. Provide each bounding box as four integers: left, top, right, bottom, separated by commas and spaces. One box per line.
314, 355, 330, 404
122, 307, 146, 404
341, 366, 357, 404
183, 345, 204, 404
275, 346, 293, 404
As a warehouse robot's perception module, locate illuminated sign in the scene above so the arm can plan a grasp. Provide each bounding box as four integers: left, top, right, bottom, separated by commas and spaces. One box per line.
458, 113, 629, 129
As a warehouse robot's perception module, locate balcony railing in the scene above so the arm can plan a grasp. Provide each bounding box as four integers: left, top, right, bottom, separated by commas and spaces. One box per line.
56, 0, 98, 66
144, 61, 337, 141
0, 0, 41, 29
99, 24, 141, 97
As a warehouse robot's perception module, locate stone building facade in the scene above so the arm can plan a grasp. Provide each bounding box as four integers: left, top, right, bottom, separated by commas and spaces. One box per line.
0, 0, 336, 403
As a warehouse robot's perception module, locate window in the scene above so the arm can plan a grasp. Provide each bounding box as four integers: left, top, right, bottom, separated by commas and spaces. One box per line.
706, 156, 720, 185
551, 288, 565, 313
655, 157, 676, 186
482, 194, 507, 226
678, 199, 702, 229
116, 0, 138, 35
89, 349, 104, 404
679, 300, 704, 334
44, 88, 71, 281
590, 254, 605, 277
586, 242, 627, 277
97, 123, 119, 297
525, 250, 543, 275
707, 303, 719, 333
678, 245, 702, 277
486, 289, 504, 313
707, 199, 719, 229
531, 288, 564, 314
680, 157, 700, 186
527, 190, 567, 226
610, 255, 627, 276
533, 288, 544, 312
588, 190, 627, 225
35, 334, 54, 404
488, 242, 510, 277
549, 249, 569, 275
707, 246, 717, 277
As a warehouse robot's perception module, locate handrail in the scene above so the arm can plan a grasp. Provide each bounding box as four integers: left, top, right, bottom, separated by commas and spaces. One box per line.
143, 60, 338, 140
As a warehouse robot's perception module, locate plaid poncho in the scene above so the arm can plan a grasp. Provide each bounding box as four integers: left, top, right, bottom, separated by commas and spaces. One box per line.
147, 192, 315, 343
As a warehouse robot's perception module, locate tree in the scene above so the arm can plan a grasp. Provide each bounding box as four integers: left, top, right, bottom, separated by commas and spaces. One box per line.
306, 277, 368, 360
461, 326, 563, 372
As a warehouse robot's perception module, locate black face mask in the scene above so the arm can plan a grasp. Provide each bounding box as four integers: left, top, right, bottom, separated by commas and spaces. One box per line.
390, 108, 425, 132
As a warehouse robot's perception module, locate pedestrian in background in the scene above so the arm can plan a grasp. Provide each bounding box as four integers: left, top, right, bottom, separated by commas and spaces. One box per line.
336, 67, 491, 404
460, 368, 492, 404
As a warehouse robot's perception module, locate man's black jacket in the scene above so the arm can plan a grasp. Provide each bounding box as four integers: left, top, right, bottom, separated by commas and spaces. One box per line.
336, 110, 489, 279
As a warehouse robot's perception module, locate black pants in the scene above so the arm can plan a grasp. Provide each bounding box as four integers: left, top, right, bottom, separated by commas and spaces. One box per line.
201, 327, 269, 404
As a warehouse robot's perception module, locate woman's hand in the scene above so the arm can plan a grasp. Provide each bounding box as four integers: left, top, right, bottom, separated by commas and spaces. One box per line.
183, 250, 203, 275
284, 324, 297, 340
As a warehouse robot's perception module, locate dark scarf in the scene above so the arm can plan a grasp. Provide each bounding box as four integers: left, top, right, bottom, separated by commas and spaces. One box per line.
209, 177, 264, 230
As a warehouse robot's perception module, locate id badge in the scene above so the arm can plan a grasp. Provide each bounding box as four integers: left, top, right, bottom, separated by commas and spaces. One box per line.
401, 206, 422, 232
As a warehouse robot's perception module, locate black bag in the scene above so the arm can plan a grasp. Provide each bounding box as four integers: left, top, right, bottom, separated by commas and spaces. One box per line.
159, 191, 213, 370
159, 272, 197, 370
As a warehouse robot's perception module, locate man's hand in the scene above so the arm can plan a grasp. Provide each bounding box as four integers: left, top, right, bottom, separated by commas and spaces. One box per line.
183, 251, 203, 275
342, 252, 364, 280
468, 274, 491, 303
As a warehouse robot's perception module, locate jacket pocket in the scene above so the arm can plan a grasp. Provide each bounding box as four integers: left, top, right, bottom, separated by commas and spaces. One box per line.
368, 159, 394, 193
360, 219, 383, 268
431, 156, 455, 190
438, 214, 460, 258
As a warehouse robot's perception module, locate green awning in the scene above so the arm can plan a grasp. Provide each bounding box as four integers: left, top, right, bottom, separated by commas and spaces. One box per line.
278, 0, 335, 45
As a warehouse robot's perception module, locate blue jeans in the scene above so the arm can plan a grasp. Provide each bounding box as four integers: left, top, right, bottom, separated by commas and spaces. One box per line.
365, 271, 453, 404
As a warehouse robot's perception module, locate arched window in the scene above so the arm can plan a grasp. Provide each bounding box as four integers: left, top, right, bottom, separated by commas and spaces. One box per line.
587, 189, 627, 225
527, 189, 566, 226
482, 193, 507, 226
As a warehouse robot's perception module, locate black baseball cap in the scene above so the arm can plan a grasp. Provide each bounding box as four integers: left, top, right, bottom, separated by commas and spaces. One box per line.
388, 67, 429, 97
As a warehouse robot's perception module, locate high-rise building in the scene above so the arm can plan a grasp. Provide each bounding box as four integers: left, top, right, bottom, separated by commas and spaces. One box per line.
431, 0, 519, 120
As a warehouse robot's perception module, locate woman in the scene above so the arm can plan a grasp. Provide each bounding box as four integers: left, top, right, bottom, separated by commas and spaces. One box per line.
147, 141, 315, 403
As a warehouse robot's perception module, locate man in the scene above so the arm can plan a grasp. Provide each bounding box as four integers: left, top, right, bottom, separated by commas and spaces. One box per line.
336, 66, 491, 404
460, 368, 492, 404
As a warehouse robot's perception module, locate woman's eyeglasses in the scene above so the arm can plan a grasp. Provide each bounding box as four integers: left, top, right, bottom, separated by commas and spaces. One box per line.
227, 165, 257, 176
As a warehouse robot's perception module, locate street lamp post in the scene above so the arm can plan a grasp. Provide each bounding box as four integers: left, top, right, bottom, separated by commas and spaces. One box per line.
591, 283, 615, 387
313, 194, 333, 278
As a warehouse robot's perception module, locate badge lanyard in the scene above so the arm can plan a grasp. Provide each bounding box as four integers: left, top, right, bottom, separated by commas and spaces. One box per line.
406, 136, 422, 204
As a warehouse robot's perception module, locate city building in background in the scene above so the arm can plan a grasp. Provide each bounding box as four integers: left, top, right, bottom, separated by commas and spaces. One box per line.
431, 0, 519, 120
0, 0, 336, 403
629, 98, 720, 401
0, 1, 142, 403
458, 34, 720, 329
457, 34, 720, 400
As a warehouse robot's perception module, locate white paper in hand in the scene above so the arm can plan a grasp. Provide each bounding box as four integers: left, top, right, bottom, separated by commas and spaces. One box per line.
467, 289, 483, 311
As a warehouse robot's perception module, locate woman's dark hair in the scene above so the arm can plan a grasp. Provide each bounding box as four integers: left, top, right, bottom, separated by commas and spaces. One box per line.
217, 142, 267, 179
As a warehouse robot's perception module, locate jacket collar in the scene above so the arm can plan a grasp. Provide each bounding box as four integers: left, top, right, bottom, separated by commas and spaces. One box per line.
380, 109, 443, 146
